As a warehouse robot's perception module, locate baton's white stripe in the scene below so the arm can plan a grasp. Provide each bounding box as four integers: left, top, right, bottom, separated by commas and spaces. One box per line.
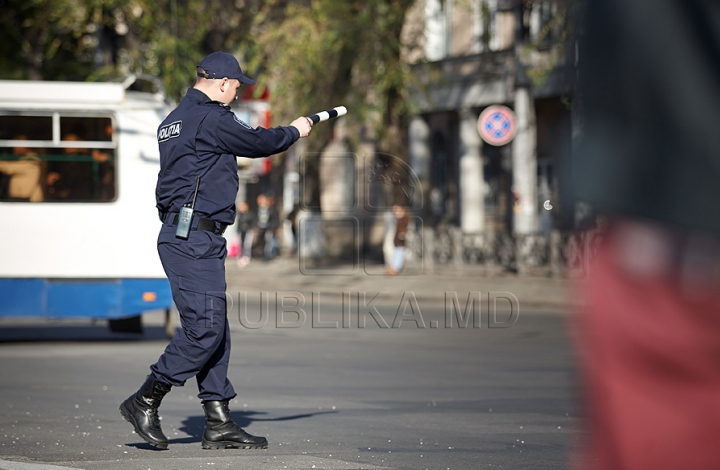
307, 106, 347, 124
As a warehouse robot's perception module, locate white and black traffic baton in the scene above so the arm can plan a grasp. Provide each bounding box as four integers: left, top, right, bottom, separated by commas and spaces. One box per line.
307, 106, 347, 124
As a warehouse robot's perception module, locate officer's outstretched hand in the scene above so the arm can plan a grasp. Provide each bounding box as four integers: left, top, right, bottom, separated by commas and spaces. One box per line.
290, 116, 313, 138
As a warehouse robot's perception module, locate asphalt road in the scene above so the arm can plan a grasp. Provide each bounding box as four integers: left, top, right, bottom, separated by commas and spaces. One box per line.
0, 301, 580, 470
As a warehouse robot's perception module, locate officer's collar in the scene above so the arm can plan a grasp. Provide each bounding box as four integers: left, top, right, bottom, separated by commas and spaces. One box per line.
187, 87, 229, 107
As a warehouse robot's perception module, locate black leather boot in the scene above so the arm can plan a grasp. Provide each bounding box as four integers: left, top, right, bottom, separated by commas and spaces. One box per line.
201, 400, 268, 449
119, 375, 172, 449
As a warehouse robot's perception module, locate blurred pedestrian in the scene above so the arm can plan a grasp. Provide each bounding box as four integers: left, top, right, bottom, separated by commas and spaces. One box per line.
236, 200, 256, 267
386, 204, 409, 275
255, 194, 280, 260
285, 203, 300, 255
569, 1, 720, 469
119, 51, 312, 450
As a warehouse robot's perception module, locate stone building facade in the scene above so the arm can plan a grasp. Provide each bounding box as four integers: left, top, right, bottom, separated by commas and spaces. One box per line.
403, 0, 579, 273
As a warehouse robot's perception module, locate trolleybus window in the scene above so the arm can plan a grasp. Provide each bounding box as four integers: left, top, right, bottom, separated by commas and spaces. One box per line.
0, 114, 116, 202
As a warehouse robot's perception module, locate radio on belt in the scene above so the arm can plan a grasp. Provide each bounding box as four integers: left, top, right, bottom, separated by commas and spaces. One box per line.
176, 176, 200, 239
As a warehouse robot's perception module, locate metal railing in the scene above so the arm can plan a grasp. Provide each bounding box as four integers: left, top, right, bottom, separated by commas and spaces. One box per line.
405, 225, 604, 277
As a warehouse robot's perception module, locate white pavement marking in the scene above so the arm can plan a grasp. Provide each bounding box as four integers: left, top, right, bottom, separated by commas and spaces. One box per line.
0, 460, 83, 470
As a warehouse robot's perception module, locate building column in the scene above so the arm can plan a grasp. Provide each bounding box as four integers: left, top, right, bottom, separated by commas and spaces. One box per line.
409, 115, 432, 209
459, 108, 485, 233
512, 87, 537, 234
424, 0, 448, 61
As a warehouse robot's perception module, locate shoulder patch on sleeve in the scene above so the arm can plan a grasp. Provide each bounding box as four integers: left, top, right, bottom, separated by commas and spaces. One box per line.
158, 120, 182, 142
233, 114, 253, 130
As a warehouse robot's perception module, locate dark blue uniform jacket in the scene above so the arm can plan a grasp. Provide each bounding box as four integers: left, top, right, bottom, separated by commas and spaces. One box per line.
155, 88, 299, 225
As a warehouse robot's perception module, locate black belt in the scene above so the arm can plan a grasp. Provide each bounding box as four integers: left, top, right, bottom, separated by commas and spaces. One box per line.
165, 213, 228, 235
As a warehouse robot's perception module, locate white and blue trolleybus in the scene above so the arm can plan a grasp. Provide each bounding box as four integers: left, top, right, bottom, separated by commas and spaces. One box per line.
0, 78, 174, 335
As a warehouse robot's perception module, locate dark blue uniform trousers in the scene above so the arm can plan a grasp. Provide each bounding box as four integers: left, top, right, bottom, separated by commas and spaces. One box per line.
150, 223, 236, 402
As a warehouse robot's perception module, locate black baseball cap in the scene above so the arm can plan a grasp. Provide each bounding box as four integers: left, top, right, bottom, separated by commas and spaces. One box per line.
197, 52, 256, 85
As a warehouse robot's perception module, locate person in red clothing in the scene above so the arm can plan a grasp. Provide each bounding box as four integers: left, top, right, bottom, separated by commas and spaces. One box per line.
568, 1, 720, 469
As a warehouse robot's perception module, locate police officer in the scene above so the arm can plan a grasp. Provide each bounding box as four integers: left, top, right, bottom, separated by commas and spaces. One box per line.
120, 51, 312, 450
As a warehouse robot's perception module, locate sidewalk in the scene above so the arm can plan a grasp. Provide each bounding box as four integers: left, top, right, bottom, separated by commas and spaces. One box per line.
226, 255, 574, 311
